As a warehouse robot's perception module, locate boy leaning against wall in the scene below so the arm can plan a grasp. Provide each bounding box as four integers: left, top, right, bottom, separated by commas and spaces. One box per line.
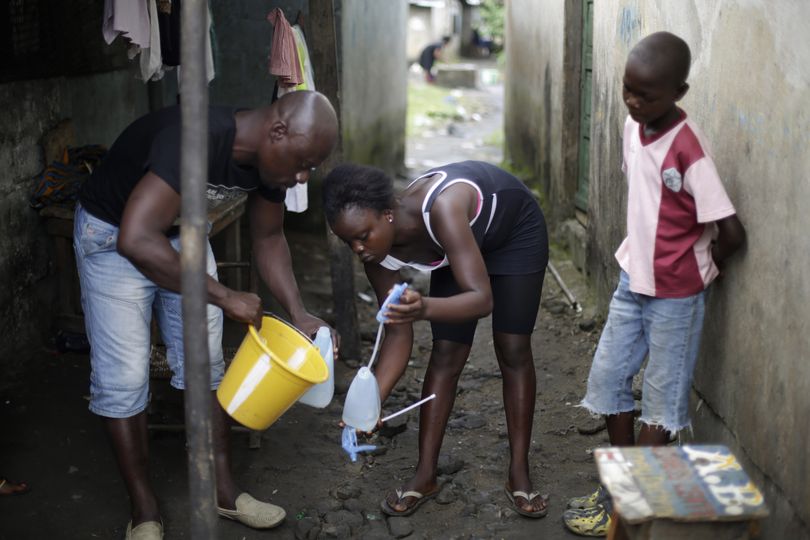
563, 31, 746, 537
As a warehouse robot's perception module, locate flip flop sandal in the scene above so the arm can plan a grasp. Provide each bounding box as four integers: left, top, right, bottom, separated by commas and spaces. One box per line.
380, 487, 439, 517
504, 486, 549, 518
0, 478, 29, 496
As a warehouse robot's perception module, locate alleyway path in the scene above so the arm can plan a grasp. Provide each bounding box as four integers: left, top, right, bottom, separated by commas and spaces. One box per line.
0, 62, 606, 539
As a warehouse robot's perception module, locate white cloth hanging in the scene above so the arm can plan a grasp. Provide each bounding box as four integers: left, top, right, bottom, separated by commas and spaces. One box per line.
103, 0, 150, 48
176, 6, 216, 88
139, 0, 164, 81
278, 25, 316, 213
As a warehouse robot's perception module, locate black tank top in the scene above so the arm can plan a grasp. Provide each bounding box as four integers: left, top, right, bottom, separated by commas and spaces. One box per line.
420, 161, 548, 275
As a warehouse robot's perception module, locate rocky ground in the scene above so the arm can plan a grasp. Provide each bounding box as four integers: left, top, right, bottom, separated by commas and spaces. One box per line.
0, 61, 614, 539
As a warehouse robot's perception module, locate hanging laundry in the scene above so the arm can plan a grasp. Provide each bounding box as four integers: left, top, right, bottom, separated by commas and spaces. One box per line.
157, 0, 180, 66
266, 8, 303, 87
103, 0, 164, 81
278, 24, 316, 213
140, 0, 165, 81
103, 0, 150, 48
176, 5, 216, 88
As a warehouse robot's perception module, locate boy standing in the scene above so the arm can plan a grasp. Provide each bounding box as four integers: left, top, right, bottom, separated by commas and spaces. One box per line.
563, 32, 746, 537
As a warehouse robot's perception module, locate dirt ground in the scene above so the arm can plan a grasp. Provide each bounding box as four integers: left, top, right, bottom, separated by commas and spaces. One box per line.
0, 62, 611, 539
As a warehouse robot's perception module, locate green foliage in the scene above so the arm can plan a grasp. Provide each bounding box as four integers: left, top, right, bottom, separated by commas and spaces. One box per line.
479, 0, 504, 48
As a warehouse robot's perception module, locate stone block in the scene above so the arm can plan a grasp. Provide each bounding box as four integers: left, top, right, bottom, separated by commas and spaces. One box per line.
558, 219, 588, 273
435, 64, 478, 88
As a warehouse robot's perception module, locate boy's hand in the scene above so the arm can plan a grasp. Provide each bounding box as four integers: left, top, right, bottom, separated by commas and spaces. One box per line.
711, 214, 746, 278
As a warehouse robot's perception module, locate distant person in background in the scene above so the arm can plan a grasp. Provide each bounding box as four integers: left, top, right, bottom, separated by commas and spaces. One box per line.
471, 27, 494, 57
418, 36, 451, 83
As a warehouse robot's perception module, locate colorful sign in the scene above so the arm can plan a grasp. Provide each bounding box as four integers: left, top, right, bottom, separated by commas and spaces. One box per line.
594, 445, 768, 524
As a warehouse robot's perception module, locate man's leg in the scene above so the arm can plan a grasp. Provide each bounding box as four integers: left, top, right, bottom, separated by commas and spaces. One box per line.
74, 205, 161, 527
212, 396, 240, 508
104, 413, 161, 525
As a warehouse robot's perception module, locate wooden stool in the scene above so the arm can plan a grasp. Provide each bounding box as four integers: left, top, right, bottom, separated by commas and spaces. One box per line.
594, 445, 768, 540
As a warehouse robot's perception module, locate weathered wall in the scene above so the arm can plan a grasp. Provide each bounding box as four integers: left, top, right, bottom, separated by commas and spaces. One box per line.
209, 0, 307, 108
338, 0, 407, 174
587, 2, 810, 538
504, 0, 581, 226
0, 66, 149, 368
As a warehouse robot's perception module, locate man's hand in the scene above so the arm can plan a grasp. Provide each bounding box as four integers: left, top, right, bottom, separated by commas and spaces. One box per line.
221, 290, 263, 328
292, 312, 340, 357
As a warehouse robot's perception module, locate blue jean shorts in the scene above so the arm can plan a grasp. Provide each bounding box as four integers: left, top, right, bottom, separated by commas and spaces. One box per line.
581, 271, 706, 434
73, 204, 225, 418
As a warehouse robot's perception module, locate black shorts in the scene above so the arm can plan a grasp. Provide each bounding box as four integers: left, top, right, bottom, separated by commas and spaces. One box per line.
428, 268, 545, 345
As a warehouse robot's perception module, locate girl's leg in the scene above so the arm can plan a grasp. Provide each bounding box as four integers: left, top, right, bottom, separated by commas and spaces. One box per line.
493, 331, 546, 514
384, 339, 471, 512
490, 272, 546, 514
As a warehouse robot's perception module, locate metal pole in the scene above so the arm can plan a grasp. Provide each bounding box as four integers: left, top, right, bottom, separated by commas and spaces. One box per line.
547, 261, 582, 313
180, 0, 217, 537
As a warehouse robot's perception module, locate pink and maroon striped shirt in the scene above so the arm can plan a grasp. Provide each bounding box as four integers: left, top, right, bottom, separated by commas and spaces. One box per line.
616, 111, 736, 298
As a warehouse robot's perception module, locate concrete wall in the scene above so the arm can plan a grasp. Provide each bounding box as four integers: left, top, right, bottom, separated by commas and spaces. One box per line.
586, 2, 809, 538
208, 0, 306, 108
504, 0, 582, 227
0, 65, 149, 369
338, 0, 408, 173
506, 0, 810, 536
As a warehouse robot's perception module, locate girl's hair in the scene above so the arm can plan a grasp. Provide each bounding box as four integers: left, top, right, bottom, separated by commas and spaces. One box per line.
322, 163, 395, 226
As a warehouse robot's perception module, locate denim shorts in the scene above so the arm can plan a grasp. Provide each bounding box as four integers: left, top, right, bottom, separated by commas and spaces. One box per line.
73, 204, 224, 418
581, 271, 706, 434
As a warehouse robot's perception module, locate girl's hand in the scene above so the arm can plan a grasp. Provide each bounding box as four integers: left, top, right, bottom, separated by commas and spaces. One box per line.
383, 288, 426, 324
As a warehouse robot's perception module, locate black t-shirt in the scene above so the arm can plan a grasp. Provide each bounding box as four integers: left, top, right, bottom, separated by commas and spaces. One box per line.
79, 105, 285, 226
419, 43, 441, 71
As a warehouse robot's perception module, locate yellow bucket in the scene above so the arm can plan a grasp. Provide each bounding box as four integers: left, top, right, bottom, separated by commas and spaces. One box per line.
216, 314, 328, 430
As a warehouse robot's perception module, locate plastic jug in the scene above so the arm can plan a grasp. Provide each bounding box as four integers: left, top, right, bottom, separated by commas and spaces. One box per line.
341, 366, 381, 432
376, 283, 408, 323
298, 327, 335, 408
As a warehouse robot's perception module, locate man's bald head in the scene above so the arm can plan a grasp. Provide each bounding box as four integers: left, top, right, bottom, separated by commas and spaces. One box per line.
628, 32, 691, 89
255, 90, 339, 188
273, 90, 339, 153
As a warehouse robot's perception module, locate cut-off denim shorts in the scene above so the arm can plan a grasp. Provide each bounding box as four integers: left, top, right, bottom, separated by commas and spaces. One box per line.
73, 203, 224, 418
580, 271, 706, 434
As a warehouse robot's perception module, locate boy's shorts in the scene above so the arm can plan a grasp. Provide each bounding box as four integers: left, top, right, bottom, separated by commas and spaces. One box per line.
73, 204, 225, 418
580, 271, 706, 434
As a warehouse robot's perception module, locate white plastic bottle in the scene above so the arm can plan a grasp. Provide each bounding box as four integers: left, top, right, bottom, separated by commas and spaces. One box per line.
341, 367, 381, 432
